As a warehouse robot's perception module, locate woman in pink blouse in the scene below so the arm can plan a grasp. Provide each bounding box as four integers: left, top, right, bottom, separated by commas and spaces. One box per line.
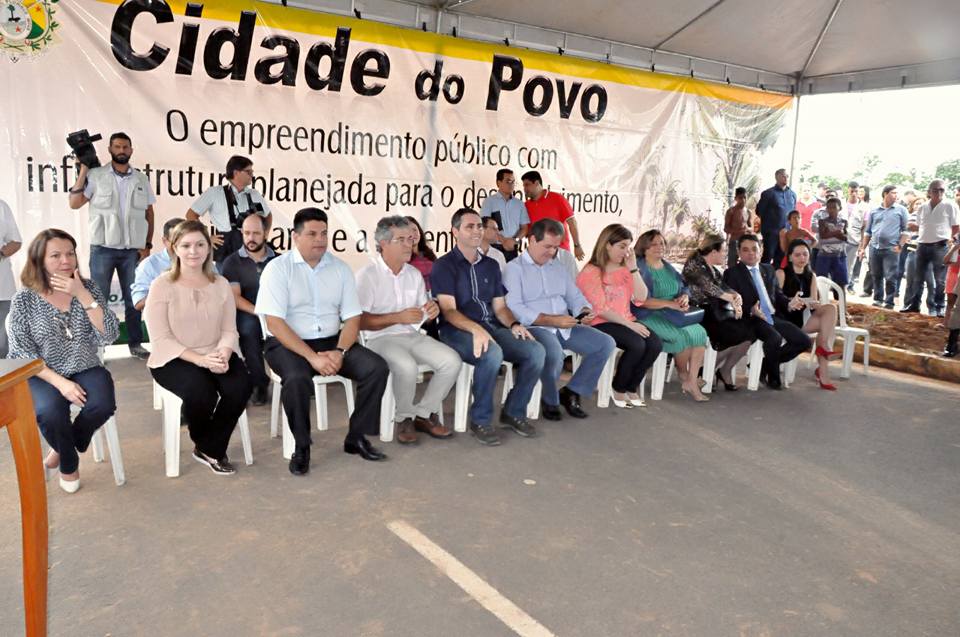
145, 220, 252, 475
576, 224, 663, 408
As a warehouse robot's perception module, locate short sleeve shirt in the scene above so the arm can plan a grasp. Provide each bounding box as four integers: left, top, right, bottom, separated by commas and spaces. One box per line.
190, 184, 272, 233
255, 249, 361, 339
355, 255, 429, 341
431, 246, 505, 325
480, 193, 529, 238
0, 199, 23, 300
221, 246, 277, 305
525, 191, 575, 250
917, 201, 960, 243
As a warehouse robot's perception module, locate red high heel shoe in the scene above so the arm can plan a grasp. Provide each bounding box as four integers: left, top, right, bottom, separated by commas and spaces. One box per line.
814, 368, 837, 391
815, 346, 841, 361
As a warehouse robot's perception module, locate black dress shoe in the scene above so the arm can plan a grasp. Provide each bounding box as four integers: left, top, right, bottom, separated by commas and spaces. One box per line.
541, 402, 562, 421
899, 305, 920, 313
558, 387, 588, 418
763, 375, 783, 390
289, 445, 310, 476
344, 437, 387, 461
251, 385, 268, 406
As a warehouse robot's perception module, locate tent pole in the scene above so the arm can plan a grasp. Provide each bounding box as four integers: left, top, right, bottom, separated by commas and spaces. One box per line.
788, 94, 802, 188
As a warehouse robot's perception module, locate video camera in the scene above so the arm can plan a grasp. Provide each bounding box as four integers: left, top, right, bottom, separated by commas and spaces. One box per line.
66, 129, 103, 168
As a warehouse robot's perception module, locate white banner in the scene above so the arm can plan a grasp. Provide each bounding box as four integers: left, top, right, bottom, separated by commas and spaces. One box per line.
1, 0, 793, 290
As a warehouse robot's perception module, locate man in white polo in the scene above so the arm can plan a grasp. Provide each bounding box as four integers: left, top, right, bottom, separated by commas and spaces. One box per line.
901, 179, 960, 316
356, 216, 460, 445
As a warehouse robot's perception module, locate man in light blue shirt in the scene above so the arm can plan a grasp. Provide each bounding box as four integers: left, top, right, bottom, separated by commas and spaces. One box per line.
504, 219, 615, 420
256, 208, 389, 476
858, 185, 909, 308
480, 169, 529, 261
131, 217, 183, 310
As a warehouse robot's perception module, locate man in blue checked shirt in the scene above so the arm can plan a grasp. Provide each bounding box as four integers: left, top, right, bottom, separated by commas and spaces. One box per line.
858, 185, 909, 309
131, 217, 184, 311
504, 219, 615, 421
756, 168, 797, 266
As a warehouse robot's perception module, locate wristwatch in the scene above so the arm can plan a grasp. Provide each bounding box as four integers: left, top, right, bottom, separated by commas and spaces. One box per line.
144, 242, 153, 249
84, 301, 99, 310
335, 346, 348, 356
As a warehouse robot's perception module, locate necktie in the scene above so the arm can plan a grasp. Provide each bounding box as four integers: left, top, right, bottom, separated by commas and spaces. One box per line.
750, 266, 774, 325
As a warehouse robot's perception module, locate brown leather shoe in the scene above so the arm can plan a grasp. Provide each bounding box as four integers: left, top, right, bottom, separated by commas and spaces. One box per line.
414, 413, 453, 439
396, 418, 418, 445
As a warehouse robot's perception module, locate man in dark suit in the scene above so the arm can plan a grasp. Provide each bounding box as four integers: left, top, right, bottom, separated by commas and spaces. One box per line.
723, 234, 812, 389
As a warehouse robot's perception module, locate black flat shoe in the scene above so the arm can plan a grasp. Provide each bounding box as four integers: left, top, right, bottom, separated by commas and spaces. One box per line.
540, 402, 562, 421
559, 387, 587, 419
715, 369, 738, 392
344, 437, 387, 461
289, 445, 310, 476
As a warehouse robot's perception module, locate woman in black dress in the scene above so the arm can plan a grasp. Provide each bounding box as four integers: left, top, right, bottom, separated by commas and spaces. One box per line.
775, 239, 839, 390
682, 236, 754, 390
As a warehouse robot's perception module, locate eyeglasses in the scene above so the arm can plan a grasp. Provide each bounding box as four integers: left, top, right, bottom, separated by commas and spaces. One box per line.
390, 236, 416, 245
242, 169, 254, 176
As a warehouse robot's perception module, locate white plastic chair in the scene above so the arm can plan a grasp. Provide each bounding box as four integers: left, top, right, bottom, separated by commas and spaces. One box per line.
453, 361, 515, 433
50, 405, 126, 486
258, 315, 355, 459
818, 276, 870, 378
156, 383, 253, 478
505, 350, 580, 419
665, 344, 719, 394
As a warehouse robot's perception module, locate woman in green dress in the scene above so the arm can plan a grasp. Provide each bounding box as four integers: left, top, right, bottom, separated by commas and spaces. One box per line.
631, 230, 709, 401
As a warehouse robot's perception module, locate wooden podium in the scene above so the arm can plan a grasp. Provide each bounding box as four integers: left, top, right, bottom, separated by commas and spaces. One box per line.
0, 359, 48, 637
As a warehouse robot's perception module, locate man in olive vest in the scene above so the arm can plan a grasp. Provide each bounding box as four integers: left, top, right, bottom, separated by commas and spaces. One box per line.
68, 132, 155, 359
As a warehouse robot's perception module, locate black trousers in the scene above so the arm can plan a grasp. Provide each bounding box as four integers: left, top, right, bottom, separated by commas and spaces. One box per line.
264, 334, 388, 447
593, 322, 663, 393
151, 354, 252, 459
237, 312, 268, 389
752, 316, 811, 383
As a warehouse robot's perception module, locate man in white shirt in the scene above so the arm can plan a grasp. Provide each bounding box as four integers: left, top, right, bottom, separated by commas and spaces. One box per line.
0, 198, 23, 357
901, 179, 960, 316
357, 216, 460, 445
256, 208, 389, 476
480, 216, 508, 273
186, 155, 272, 266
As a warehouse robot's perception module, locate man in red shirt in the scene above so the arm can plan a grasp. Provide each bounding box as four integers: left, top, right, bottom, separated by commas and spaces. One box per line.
521, 170, 585, 261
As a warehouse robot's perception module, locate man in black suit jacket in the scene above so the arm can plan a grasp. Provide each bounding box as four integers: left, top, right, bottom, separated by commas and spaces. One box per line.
723, 234, 812, 389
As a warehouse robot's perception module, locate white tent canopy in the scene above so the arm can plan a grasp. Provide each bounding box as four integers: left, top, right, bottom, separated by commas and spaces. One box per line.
273, 0, 960, 94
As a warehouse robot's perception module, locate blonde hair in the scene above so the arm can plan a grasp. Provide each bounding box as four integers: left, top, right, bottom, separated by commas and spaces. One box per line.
21, 229, 79, 293
168, 220, 216, 282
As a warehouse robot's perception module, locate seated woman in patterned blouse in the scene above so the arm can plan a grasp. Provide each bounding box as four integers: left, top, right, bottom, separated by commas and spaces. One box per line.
631, 230, 710, 402
144, 220, 252, 476
576, 224, 662, 408
6, 229, 119, 493
682, 235, 754, 391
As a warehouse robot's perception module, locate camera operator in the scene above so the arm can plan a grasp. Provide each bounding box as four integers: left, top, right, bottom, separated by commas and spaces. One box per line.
68, 132, 156, 360
186, 155, 272, 266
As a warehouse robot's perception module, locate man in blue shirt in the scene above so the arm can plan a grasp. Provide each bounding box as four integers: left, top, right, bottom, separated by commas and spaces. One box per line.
504, 219, 615, 420
257, 208, 389, 475
433, 208, 545, 445
858, 185, 909, 309
480, 169, 529, 261
131, 217, 183, 310
755, 169, 797, 265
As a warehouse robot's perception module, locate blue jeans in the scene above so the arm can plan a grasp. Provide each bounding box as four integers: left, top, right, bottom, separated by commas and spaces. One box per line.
28, 366, 116, 474
440, 322, 545, 426
914, 241, 950, 311
903, 250, 936, 311
815, 252, 848, 287
237, 311, 268, 388
529, 325, 616, 405
870, 247, 900, 306
89, 245, 142, 346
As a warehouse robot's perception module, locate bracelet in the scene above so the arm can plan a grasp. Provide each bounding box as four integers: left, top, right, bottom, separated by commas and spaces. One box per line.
510, 321, 521, 329
629, 268, 639, 274
68, 187, 84, 195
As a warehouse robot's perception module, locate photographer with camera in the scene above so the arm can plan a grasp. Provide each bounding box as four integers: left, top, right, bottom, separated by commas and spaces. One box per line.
68, 132, 156, 360
186, 155, 272, 266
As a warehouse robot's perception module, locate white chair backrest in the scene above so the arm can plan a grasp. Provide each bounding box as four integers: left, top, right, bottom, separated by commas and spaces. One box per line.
258, 313, 269, 335
817, 276, 847, 328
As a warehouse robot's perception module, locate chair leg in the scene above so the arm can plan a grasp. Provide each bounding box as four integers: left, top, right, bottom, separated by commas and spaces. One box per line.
315, 384, 328, 432
746, 343, 764, 391
281, 410, 295, 460
102, 416, 126, 486
152, 381, 161, 411
701, 346, 717, 394
862, 335, 869, 374
162, 391, 181, 478
527, 382, 542, 420
650, 352, 668, 400
269, 379, 282, 438
501, 364, 514, 404
237, 410, 253, 466
91, 428, 106, 463
343, 379, 356, 416
453, 364, 472, 433
597, 350, 617, 408
380, 374, 396, 443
